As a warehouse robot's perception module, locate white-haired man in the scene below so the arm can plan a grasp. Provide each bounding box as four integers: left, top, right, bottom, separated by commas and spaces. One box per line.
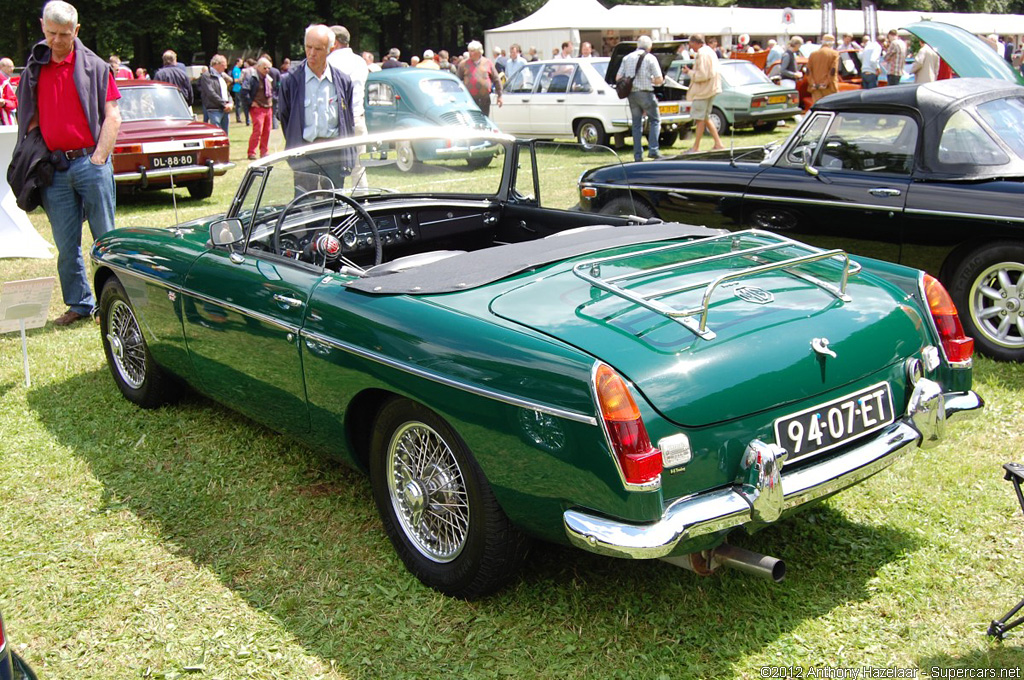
279, 24, 354, 150
327, 24, 369, 187
200, 54, 233, 133
244, 58, 274, 159
0, 57, 16, 125
13, 0, 121, 325
457, 40, 502, 116
616, 34, 665, 161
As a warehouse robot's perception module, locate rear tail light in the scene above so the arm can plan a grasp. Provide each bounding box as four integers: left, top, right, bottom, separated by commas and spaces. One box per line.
923, 274, 974, 364
751, 96, 768, 108
204, 138, 229, 149
114, 143, 142, 154
788, 93, 799, 105
593, 363, 662, 486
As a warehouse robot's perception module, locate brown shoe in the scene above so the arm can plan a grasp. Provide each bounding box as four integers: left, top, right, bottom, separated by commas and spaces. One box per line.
54, 310, 88, 326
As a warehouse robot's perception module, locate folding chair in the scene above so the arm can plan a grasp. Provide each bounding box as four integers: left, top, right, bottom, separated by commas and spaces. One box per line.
988, 462, 1024, 640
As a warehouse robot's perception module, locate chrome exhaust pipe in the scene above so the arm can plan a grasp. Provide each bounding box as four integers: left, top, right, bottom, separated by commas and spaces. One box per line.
660, 544, 786, 583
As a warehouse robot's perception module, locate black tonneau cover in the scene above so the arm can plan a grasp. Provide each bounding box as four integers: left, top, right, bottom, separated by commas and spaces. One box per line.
346, 222, 723, 295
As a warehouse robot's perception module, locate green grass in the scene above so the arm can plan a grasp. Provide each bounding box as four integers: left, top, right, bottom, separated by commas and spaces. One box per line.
2, 121, 1023, 678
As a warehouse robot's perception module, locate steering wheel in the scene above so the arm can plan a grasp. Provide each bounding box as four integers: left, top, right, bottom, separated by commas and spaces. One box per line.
272, 189, 382, 267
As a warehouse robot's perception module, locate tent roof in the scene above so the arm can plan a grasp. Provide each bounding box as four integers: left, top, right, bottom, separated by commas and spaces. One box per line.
489, 0, 612, 32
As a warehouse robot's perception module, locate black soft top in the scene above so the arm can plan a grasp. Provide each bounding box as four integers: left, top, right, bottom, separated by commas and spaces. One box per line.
813, 78, 1024, 180
346, 222, 723, 295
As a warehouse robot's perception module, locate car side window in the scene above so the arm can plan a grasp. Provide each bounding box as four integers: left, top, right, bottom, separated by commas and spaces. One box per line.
940, 108, 1011, 166
813, 112, 918, 175
367, 82, 394, 107
539, 64, 573, 94
507, 65, 539, 93
570, 67, 591, 93
780, 113, 832, 168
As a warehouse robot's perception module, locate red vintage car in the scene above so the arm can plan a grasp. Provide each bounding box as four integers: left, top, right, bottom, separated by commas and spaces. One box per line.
113, 80, 234, 199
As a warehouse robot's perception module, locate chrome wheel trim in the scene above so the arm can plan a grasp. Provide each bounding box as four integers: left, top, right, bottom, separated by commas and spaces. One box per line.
386, 421, 470, 563
106, 299, 146, 389
578, 122, 600, 147
396, 141, 415, 172
969, 261, 1024, 350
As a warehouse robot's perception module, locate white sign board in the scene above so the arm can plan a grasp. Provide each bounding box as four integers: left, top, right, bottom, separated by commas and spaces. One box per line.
0, 277, 55, 334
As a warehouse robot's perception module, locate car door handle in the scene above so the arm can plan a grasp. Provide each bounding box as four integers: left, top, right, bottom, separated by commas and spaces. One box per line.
869, 187, 902, 197
556, 98, 565, 102
273, 294, 304, 308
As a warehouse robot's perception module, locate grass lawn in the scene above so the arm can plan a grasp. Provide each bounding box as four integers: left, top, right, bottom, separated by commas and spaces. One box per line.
1, 121, 1023, 679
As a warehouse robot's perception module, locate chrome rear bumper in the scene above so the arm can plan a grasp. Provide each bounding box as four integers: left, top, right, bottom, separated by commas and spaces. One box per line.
114, 161, 235, 184
564, 386, 982, 560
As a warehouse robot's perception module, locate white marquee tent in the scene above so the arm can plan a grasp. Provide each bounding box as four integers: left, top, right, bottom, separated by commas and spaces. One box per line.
486, 0, 1024, 57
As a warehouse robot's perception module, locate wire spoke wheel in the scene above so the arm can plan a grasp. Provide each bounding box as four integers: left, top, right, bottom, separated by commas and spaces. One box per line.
386, 421, 470, 562
106, 299, 147, 389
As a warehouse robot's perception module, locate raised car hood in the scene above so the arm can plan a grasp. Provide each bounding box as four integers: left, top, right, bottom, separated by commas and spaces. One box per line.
118, 119, 227, 144
902, 21, 1024, 85
491, 260, 924, 428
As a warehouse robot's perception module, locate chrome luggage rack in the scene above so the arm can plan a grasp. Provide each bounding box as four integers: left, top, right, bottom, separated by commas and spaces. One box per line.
572, 229, 861, 341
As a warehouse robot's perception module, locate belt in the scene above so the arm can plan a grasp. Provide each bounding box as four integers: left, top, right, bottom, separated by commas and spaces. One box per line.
59, 146, 96, 161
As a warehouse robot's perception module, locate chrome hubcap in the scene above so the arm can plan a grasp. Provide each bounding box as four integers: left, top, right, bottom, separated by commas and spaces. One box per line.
387, 422, 469, 562
580, 124, 598, 146
970, 261, 1024, 349
107, 299, 146, 389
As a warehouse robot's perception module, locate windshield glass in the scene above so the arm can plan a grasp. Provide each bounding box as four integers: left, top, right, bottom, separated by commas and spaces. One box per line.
975, 97, 1024, 160
721, 62, 772, 87
119, 86, 193, 121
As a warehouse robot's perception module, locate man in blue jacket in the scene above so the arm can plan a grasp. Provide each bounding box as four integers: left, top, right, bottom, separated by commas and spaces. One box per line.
15, 0, 121, 326
278, 24, 356, 188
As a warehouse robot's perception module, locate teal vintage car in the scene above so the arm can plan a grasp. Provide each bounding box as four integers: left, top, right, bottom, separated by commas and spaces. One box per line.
91, 128, 982, 598
364, 68, 500, 171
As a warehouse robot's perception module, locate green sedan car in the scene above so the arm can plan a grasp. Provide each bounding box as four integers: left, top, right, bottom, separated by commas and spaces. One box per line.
668, 58, 801, 134
91, 129, 982, 598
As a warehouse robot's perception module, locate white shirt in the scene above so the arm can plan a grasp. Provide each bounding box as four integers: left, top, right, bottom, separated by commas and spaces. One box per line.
860, 39, 882, 75
327, 47, 368, 118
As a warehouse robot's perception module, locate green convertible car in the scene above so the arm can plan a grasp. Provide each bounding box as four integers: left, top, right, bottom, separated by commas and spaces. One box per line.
92, 129, 982, 598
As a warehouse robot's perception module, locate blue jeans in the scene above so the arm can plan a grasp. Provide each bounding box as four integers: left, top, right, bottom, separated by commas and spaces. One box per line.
208, 109, 229, 133
627, 90, 660, 161
861, 72, 878, 89
41, 155, 116, 316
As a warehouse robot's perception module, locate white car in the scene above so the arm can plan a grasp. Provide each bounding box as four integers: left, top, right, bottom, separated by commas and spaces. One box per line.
491, 57, 691, 148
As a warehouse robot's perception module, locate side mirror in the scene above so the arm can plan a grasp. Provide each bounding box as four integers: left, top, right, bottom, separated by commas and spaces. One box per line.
801, 146, 819, 177
210, 218, 244, 247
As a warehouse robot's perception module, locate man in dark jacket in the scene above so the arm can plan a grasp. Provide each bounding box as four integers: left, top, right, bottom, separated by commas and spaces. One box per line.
200, 54, 232, 133
278, 24, 356, 186
14, 0, 121, 326
153, 50, 192, 105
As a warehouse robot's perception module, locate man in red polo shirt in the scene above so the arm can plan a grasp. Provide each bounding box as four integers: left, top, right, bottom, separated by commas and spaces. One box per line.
14, 0, 121, 326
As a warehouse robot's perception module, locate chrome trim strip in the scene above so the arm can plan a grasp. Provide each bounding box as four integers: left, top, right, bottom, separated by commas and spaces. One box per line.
581, 182, 741, 199
743, 193, 900, 212
184, 288, 301, 334
905, 207, 1024, 224
563, 390, 982, 559
114, 161, 235, 182
302, 330, 599, 426
92, 260, 178, 291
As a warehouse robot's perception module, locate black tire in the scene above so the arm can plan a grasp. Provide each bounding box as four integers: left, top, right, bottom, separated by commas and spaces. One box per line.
466, 155, 493, 169
948, 242, 1024, 362
709, 107, 729, 135
659, 129, 679, 148
598, 195, 657, 220
753, 120, 777, 133
575, 118, 608, 147
369, 398, 529, 599
187, 178, 214, 200
99, 278, 179, 408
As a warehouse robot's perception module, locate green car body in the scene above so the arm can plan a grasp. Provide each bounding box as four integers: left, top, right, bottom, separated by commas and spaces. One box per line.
91, 129, 982, 597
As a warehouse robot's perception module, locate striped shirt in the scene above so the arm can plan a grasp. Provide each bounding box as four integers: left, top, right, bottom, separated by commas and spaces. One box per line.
616, 49, 662, 91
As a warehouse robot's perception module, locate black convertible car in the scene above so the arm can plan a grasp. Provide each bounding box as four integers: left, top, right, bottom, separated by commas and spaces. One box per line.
580, 76, 1024, 362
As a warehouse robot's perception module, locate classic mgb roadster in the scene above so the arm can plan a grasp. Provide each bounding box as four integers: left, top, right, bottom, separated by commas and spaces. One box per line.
92, 129, 982, 598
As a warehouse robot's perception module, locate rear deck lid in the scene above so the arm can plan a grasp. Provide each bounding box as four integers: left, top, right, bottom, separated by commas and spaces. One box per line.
490, 231, 924, 427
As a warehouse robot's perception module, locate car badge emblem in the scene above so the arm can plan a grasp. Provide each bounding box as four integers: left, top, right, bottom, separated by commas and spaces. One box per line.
735, 285, 774, 305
